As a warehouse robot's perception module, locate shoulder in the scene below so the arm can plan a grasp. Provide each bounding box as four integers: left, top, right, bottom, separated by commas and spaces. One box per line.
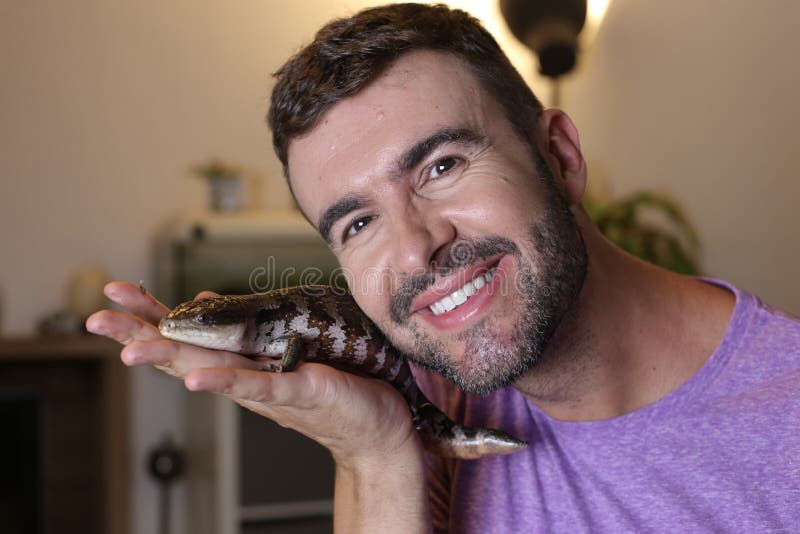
699, 280, 800, 403
731, 283, 800, 354
702, 278, 800, 349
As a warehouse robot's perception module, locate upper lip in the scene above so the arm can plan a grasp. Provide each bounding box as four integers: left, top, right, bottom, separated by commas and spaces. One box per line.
410, 255, 503, 313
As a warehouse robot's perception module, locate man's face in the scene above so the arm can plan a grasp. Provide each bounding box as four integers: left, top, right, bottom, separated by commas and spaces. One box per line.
288, 50, 587, 393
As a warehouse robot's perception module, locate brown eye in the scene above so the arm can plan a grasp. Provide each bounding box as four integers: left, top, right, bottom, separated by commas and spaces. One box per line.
430, 156, 460, 179
196, 312, 211, 325
343, 215, 373, 241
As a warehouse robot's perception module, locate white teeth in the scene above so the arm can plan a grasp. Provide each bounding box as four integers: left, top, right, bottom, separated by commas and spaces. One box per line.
464, 282, 477, 297
452, 289, 467, 305
441, 295, 456, 312
428, 268, 496, 316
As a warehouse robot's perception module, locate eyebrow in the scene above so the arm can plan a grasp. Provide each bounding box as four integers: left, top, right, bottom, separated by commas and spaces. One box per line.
317, 127, 487, 243
399, 127, 486, 174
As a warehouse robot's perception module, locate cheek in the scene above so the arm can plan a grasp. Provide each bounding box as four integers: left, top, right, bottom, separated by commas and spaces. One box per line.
339, 257, 394, 321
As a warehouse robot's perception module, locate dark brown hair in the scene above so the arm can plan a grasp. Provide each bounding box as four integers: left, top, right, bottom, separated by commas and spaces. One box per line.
267, 2, 544, 178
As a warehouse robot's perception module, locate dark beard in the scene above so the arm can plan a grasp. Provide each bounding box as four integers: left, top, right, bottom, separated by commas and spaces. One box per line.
387, 165, 588, 394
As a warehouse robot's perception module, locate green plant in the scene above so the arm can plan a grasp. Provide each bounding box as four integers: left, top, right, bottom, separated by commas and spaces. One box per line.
192, 159, 241, 180
583, 192, 699, 275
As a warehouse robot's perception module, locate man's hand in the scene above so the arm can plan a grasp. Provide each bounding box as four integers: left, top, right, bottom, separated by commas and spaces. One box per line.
85, 281, 431, 532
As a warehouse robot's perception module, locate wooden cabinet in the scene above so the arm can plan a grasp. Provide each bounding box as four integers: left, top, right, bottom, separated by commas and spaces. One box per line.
0, 336, 129, 534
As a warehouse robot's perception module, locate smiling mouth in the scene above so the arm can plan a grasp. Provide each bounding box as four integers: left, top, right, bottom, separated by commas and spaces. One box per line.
428, 266, 498, 316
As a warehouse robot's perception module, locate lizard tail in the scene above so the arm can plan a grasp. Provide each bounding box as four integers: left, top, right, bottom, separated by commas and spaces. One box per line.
411, 399, 528, 460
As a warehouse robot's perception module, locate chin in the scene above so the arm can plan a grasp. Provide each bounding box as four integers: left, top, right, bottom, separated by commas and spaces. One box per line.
402, 320, 538, 395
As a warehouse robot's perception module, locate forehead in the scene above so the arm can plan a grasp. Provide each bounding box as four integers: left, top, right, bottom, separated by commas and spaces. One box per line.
286, 50, 499, 220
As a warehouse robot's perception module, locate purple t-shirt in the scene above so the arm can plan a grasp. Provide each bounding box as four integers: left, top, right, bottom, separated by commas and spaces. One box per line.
413, 281, 800, 532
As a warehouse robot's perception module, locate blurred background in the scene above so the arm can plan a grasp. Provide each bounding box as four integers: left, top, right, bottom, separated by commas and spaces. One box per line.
1, 1, 798, 533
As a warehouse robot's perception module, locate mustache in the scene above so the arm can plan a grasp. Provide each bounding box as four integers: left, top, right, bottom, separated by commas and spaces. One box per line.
390, 236, 518, 323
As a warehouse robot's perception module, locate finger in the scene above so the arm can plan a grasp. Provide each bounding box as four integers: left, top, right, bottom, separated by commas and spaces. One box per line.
194, 290, 220, 300
104, 281, 169, 326
86, 309, 162, 345
184, 364, 328, 409
121, 339, 262, 378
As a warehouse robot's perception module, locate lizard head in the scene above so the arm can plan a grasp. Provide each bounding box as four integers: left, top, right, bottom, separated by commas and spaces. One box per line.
158, 295, 253, 351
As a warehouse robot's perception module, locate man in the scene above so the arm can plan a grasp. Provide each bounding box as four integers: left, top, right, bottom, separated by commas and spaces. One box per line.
88, 4, 800, 532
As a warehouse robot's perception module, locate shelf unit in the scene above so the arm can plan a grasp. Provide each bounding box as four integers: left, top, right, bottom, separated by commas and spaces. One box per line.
154, 209, 339, 534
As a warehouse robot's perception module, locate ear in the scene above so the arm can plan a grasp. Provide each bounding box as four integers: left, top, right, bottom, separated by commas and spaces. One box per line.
536, 109, 587, 207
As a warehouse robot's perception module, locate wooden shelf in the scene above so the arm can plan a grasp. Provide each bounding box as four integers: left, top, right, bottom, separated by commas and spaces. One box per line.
0, 334, 122, 359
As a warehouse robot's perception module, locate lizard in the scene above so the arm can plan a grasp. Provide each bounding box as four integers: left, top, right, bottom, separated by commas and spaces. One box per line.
158, 285, 528, 459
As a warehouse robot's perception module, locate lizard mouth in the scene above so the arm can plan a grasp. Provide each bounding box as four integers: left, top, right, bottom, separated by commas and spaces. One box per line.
159, 321, 246, 352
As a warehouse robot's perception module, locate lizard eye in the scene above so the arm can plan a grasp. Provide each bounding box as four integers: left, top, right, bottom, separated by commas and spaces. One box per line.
196, 312, 211, 325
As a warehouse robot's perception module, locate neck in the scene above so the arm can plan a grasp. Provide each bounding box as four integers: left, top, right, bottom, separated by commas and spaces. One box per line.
513, 219, 735, 422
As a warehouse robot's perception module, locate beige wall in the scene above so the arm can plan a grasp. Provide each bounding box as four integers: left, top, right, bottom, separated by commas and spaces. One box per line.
0, 0, 335, 336
2, 1, 798, 533
564, 0, 800, 311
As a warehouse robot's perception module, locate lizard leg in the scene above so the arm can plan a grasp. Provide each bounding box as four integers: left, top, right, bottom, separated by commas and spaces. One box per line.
260, 336, 304, 373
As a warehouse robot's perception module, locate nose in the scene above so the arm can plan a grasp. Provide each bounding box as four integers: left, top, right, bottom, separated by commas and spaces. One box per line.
389, 202, 454, 276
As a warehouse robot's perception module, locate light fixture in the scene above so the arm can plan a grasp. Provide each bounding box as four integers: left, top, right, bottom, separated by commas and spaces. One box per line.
499, 0, 587, 79
499, 0, 611, 106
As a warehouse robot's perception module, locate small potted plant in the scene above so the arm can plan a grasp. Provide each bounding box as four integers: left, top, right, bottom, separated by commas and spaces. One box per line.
193, 159, 244, 212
